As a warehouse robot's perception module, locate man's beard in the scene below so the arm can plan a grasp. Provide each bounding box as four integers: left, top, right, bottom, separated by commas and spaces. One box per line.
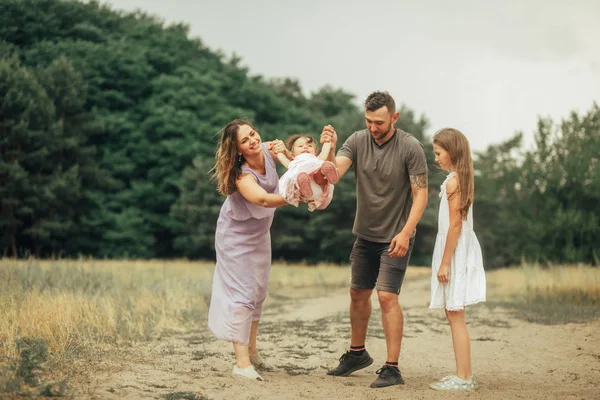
373, 125, 393, 140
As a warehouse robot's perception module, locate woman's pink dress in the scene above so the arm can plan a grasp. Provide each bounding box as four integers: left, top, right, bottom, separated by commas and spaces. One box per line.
208, 144, 279, 345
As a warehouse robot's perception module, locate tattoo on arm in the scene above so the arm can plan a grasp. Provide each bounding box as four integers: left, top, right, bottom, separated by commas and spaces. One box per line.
410, 173, 428, 190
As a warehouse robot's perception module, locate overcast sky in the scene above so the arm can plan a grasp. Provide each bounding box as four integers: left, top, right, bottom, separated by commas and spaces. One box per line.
102, 0, 599, 151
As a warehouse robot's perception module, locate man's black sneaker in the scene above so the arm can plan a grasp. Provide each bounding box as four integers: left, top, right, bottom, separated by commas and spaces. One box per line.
369, 365, 405, 388
327, 350, 374, 376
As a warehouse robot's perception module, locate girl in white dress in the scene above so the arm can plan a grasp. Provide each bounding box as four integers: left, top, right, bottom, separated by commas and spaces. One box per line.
429, 128, 486, 391
276, 133, 339, 211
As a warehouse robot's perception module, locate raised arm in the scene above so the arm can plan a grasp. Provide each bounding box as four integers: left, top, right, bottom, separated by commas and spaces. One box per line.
269, 139, 292, 168
319, 125, 353, 178
264, 139, 291, 163
320, 125, 337, 163
276, 152, 291, 169
334, 155, 352, 178
317, 141, 332, 161
237, 173, 288, 208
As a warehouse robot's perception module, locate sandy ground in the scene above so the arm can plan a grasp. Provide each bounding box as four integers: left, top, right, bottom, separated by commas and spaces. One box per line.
75, 277, 600, 400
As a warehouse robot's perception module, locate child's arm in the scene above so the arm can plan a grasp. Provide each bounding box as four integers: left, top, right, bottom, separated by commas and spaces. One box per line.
437, 177, 462, 283
270, 140, 292, 168
276, 152, 291, 169
317, 141, 332, 161
320, 125, 336, 163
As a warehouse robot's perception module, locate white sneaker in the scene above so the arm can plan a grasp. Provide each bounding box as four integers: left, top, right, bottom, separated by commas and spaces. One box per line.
249, 351, 268, 369
232, 365, 264, 381
429, 375, 475, 391
437, 374, 478, 388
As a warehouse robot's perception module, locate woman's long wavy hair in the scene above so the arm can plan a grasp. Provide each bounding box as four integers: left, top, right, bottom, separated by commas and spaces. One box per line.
211, 119, 256, 196
433, 128, 474, 220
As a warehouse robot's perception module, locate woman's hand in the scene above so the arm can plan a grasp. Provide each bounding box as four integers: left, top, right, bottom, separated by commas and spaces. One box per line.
271, 139, 287, 155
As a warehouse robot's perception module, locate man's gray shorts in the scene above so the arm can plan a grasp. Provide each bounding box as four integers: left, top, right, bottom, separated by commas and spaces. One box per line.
350, 236, 415, 294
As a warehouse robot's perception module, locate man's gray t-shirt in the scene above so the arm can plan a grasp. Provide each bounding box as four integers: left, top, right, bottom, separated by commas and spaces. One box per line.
338, 129, 427, 243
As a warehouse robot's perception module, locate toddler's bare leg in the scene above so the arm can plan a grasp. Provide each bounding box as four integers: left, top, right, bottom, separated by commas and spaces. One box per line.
312, 171, 328, 188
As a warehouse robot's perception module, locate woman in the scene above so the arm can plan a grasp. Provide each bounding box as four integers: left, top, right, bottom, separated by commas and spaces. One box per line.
208, 119, 288, 381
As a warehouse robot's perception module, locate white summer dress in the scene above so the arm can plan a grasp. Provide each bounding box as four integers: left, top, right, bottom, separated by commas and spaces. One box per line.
430, 172, 486, 311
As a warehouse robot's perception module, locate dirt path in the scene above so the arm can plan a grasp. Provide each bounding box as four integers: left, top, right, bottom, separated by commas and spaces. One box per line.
77, 278, 600, 399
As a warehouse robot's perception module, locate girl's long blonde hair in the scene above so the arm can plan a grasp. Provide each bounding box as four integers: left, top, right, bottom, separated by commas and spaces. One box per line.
433, 128, 474, 220
212, 119, 256, 196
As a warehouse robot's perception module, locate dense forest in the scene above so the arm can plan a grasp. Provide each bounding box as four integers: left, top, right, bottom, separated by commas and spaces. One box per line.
1, 0, 598, 267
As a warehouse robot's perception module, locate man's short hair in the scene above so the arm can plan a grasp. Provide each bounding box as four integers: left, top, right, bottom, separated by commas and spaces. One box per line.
365, 91, 396, 115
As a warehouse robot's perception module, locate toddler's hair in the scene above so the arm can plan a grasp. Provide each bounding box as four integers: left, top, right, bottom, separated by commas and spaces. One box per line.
284, 134, 319, 152
433, 128, 474, 220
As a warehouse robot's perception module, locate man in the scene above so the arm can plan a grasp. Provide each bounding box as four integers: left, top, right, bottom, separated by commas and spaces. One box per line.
322, 91, 428, 388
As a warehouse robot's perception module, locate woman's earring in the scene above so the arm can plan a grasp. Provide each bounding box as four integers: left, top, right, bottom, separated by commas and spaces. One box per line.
238, 154, 242, 163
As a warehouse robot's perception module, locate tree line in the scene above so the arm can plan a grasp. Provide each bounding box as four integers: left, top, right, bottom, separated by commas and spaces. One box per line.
1, 0, 598, 267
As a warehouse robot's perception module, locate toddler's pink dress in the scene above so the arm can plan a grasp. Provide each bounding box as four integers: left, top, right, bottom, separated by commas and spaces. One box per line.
278, 153, 334, 211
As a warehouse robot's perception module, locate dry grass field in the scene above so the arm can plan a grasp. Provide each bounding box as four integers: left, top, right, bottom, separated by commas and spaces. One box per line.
0, 259, 598, 398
